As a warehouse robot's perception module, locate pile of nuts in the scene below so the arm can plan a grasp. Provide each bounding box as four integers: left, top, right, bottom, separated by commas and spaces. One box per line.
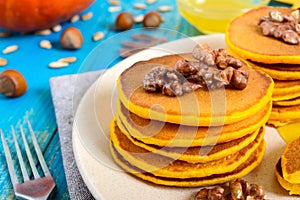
115, 11, 162, 30
189, 44, 248, 90
143, 66, 194, 96
258, 8, 300, 44
195, 178, 266, 200
143, 43, 249, 97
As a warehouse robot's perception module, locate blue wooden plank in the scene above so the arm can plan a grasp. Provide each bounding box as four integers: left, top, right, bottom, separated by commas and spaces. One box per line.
44, 130, 69, 200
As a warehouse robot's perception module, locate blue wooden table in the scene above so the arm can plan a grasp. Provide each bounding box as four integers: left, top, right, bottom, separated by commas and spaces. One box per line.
0, 0, 287, 199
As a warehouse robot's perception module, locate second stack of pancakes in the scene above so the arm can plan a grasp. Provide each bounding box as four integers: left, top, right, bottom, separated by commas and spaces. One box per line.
226, 6, 300, 127
110, 49, 274, 187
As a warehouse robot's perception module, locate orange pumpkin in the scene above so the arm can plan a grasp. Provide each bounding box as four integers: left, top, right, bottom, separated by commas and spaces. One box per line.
0, 0, 94, 32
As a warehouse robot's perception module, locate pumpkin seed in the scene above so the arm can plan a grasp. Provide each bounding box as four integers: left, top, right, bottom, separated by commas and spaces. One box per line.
147, 0, 156, 4
0, 57, 8, 66
108, 6, 122, 12
81, 12, 93, 21
70, 15, 80, 23
58, 56, 77, 63
39, 40, 52, 49
52, 24, 62, 32
93, 32, 104, 41
134, 14, 144, 23
158, 5, 172, 12
35, 29, 52, 36
109, 0, 120, 5
48, 61, 69, 68
2, 45, 18, 54
134, 3, 146, 10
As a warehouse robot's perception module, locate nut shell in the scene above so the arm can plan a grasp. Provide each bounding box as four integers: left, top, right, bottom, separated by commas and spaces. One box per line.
115, 12, 134, 30
143, 11, 162, 27
0, 69, 27, 97
60, 27, 84, 50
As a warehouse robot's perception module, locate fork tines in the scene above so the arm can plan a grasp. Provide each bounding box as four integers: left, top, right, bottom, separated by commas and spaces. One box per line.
1, 121, 56, 200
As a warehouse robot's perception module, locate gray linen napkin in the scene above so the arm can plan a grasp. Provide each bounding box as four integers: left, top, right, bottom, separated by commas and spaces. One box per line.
50, 70, 104, 200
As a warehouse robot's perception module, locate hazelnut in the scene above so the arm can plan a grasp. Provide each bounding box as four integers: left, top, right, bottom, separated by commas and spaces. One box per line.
115, 12, 134, 30
143, 11, 162, 27
0, 69, 27, 97
60, 27, 84, 50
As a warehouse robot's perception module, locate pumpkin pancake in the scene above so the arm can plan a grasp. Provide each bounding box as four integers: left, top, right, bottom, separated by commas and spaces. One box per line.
118, 54, 273, 126
111, 119, 265, 163
275, 159, 300, 196
110, 119, 264, 179
268, 105, 300, 127
268, 120, 293, 128
273, 96, 300, 107
116, 100, 271, 147
226, 6, 300, 64
272, 80, 300, 101
247, 61, 300, 81
281, 136, 300, 184
110, 140, 266, 187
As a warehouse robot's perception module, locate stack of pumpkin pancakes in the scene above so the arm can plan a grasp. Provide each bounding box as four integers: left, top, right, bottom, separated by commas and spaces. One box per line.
226, 6, 300, 127
110, 52, 274, 187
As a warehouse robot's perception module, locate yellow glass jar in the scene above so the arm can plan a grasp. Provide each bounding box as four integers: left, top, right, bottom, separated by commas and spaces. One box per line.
177, 0, 270, 34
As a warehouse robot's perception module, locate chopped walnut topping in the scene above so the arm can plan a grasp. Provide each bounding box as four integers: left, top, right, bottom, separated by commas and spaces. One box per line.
195, 186, 225, 200
258, 8, 300, 44
194, 178, 266, 200
143, 66, 193, 97
175, 59, 248, 90
229, 179, 265, 200
291, 9, 300, 23
143, 43, 248, 97
192, 43, 215, 66
212, 48, 243, 69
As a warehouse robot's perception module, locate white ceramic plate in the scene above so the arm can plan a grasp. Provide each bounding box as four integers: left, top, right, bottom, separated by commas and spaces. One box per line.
72, 34, 296, 200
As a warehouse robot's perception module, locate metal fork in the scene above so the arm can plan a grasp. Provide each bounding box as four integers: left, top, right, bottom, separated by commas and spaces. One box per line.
1, 121, 56, 200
